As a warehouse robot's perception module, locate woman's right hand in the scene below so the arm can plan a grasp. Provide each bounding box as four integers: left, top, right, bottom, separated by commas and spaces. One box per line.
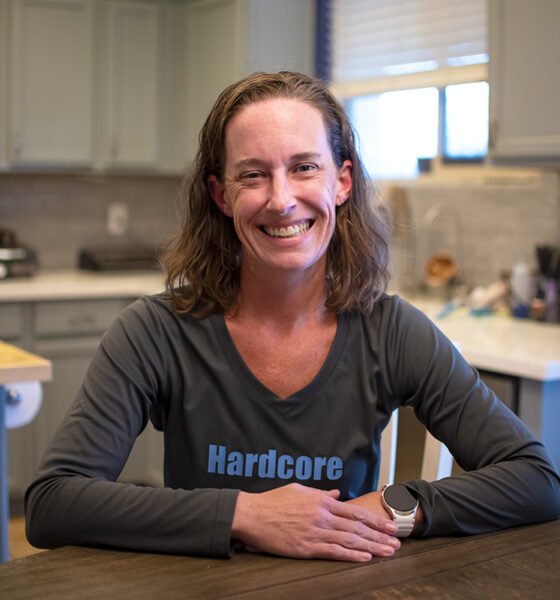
230, 483, 401, 562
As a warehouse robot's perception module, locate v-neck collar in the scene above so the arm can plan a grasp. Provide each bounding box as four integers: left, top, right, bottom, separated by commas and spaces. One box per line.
211, 312, 350, 414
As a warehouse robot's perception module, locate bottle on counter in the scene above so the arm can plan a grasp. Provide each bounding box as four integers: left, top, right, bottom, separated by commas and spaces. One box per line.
510, 261, 532, 318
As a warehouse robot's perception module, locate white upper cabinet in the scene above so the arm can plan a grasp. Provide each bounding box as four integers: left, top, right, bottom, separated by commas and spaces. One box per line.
4, 0, 171, 172
9, 0, 95, 168
182, 0, 314, 163
1, 0, 313, 173
184, 0, 241, 158
102, 0, 162, 169
489, 0, 560, 164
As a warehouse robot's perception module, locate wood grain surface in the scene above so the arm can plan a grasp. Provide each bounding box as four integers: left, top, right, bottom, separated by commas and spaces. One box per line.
1, 520, 559, 599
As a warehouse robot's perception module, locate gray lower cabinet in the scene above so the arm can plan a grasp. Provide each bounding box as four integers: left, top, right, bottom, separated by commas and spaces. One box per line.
4, 297, 164, 503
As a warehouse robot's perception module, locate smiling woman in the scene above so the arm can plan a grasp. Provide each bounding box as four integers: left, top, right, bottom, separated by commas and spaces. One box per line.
162, 71, 391, 318
24, 71, 560, 565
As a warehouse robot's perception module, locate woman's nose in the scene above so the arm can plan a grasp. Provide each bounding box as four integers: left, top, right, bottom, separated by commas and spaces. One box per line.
267, 174, 296, 215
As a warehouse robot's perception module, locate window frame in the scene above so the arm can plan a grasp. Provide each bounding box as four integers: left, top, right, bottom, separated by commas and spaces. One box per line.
334, 64, 489, 178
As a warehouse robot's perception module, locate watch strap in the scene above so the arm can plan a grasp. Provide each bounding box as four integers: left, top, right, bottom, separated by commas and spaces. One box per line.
392, 512, 415, 537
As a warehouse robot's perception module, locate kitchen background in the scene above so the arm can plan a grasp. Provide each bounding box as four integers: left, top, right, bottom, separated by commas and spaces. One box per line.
2, 0, 560, 561
0, 0, 558, 289
390, 171, 560, 292
0, 174, 181, 269
1, 169, 559, 287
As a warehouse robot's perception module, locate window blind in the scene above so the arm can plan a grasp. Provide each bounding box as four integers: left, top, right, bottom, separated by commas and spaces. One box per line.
332, 0, 487, 85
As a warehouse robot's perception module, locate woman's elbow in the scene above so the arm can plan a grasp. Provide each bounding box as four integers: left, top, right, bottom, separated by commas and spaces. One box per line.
534, 466, 560, 522
24, 480, 63, 549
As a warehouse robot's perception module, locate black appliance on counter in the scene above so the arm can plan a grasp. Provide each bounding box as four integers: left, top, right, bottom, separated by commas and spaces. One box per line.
78, 242, 160, 271
534, 244, 560, 323
0, 228, 38, 279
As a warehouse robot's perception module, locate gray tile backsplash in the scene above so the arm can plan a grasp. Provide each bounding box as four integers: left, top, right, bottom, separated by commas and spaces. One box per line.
0, 174, 183, 270
387, 171, 560, 291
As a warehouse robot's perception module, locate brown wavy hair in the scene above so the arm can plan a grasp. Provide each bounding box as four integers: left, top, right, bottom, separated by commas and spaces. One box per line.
161, 71, 391, 316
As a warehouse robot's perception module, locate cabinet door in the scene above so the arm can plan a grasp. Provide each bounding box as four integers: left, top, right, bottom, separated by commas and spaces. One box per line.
104, 0, 162, 169
489, 0, 560, 164
9, 0, 94, 167
185, 0, 242, 161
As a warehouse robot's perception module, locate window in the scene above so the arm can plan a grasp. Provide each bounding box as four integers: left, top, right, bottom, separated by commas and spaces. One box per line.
348, 88, 439, 179
443, 81, 489, 161
347, 81, 489, 179
326, 0, 489, 179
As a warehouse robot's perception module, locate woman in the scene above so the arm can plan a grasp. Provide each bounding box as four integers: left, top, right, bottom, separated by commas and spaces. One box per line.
25, 72, 560, 562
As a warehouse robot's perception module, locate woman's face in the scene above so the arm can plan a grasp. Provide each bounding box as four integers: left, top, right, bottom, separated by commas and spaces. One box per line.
208, 98, 352, 280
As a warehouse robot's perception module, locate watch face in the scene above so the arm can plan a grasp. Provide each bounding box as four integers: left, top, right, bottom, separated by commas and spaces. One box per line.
384, 484, 417, 512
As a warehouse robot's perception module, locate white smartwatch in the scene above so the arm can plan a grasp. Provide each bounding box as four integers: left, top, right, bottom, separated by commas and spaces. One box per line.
381, 484, 418, 538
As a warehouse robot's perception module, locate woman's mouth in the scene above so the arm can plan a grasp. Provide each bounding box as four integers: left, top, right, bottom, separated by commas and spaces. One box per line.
259, 220, 313, 238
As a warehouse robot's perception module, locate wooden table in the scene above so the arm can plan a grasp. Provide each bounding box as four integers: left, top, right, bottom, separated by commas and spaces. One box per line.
1, 520, 559, 599
0, 341, 52, 562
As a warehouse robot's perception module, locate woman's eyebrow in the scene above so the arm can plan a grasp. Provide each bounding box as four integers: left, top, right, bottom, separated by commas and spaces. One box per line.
231, 158, 268, 171
290, 152, 323, 162
232, 152, 323, 171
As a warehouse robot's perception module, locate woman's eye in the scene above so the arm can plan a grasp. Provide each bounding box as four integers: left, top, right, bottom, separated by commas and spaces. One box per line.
295, 163, 317, 174
241, 171, 263, 180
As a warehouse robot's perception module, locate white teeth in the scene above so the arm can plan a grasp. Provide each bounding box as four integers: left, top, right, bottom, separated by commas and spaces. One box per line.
262, 221, 311, 238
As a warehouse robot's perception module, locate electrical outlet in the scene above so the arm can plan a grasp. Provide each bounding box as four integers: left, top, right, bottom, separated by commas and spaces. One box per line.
107, 202, 130, 236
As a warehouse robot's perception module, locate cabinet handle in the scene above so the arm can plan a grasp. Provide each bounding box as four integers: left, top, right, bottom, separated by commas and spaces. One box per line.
12, 132, 23, 159
68, 313, 96, 327
111, 135, 119, 160
488, 120, 497, 151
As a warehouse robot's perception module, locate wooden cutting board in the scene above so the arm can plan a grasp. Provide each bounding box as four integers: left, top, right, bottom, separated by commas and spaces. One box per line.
0, 341, 52, 385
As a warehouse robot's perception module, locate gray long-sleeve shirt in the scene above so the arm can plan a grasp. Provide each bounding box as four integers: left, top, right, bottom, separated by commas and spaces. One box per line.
25, 293, 560, 557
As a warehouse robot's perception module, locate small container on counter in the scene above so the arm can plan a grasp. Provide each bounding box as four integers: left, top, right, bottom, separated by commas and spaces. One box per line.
530, 295, 546, 321
545, 278, 558, 323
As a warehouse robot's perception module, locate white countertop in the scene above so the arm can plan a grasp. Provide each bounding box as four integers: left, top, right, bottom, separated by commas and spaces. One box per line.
1, 272, 559, 382
405, 296, 560, 383
0, 269, 165, 302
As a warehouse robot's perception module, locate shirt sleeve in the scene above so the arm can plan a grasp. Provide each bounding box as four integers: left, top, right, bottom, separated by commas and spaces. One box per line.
24, 297, 239, 558
384, 297, 560, 536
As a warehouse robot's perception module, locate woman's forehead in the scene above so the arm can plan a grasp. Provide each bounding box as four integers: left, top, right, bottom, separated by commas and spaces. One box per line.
224, 98, 331, 162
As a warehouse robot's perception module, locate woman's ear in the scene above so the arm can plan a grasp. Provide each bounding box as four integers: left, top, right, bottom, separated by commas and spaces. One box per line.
208, 175, 233, 217
335, 160, 353, 207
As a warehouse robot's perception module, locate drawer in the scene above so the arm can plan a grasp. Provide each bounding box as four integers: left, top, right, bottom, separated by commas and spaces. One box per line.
35, 299, 125, 338
0, 303, 24, 340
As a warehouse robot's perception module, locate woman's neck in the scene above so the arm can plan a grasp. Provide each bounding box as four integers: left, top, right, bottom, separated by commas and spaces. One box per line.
229, 262, 332, 329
